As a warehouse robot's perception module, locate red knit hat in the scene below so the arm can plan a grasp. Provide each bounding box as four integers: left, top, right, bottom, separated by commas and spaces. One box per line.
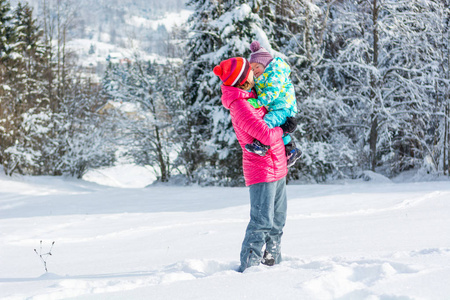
213, 57, 251, 87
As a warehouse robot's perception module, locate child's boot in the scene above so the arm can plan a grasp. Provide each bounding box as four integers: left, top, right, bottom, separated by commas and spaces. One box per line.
285, 141, 302, 167
245, 139, 270, 156
287, 148, 302, 167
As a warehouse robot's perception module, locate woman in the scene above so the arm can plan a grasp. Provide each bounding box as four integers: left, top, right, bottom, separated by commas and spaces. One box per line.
213, 57, 296, 272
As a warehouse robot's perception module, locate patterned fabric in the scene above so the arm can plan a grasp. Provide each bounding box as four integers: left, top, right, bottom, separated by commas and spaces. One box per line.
221, 85, 288, 186
254, 57, 297, 118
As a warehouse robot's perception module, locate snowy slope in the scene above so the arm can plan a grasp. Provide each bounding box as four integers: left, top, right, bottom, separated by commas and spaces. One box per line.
9, 0, 191, 84
1, 173, 450, 299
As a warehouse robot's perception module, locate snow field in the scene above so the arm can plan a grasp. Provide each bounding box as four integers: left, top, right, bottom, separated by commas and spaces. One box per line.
1, 174, 450, 299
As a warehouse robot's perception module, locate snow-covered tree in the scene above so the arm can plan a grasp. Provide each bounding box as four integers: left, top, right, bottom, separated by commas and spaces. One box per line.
270, 0, 349, 181
1, 1, 112, 177
0, 0, 16, 170
309, 0, 448, 178
55, 84, 115, 178
102, 59, 181, 182
181, 0, 277, 185
428, 0, 450, 175
0, 1, 52, 175
178, 0, 222, 183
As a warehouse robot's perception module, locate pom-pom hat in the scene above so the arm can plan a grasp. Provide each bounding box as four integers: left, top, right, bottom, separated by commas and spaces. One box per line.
213, 57, 251, 87
249, 41, 273, 68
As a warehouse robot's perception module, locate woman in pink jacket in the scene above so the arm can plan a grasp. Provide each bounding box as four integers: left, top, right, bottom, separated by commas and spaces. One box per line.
213, 57, 296, 272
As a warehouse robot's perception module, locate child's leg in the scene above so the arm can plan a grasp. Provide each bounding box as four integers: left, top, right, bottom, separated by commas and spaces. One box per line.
264, 109, 301, 166
263, 110, 288, 129
282, 133, 291, 145
245, 139, 270, 156
264, 110, 291, 145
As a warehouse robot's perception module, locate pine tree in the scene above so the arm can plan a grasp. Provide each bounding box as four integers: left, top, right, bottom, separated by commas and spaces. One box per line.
0, 0, 16, 169
178, 0, 221, 183
1, 1, 110, 177
181, 0, 270, 185
0, 0, 14, 64
0, 1, 50, 175
12, 2, 49, 112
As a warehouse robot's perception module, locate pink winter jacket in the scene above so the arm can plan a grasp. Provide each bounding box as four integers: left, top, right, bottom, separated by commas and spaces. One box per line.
221, 85, 288, 186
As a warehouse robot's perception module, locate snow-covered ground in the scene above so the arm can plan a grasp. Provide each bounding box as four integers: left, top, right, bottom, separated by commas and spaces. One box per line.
82, 164, 157, 188
125, 9, 192, 31
64, 8, 191, 84
1, 169, 450, 300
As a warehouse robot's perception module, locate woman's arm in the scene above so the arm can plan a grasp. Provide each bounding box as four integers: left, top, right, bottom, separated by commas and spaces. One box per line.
232, 100, 283, 146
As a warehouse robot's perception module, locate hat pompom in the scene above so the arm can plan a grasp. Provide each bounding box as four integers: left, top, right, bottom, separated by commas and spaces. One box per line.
213, 65, 223, 76
250, 41, 261, 53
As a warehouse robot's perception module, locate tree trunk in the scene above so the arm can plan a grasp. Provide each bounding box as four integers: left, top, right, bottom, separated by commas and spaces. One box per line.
369, 114, 378, 171
443, 2, 450, 175
154, 126, 168, 182
369, 0, 379, 172
447, 104, 450, 175
304, 0, 312, 61
444, 110, 447, 174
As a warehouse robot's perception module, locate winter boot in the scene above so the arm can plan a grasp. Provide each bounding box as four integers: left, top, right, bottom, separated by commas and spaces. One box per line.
287, 148, 302, 168
239, 249, 261, 272
285, 141, 302, 168
245, 139, 270, 156
261, 250, 275, 266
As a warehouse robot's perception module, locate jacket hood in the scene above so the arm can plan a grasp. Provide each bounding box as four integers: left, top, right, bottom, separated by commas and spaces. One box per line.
221, 85, 257, 109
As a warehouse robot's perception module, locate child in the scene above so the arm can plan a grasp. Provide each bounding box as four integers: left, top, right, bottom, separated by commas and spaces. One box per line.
245, 41, 301, 167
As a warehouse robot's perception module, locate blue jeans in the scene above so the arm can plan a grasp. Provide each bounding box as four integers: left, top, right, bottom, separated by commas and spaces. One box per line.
239, 177, 287, 271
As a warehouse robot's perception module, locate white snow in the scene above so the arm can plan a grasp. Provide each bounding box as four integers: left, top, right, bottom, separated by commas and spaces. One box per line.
1, 169, 450, 299
125, 10, 192, 31
83, 164, 156, 188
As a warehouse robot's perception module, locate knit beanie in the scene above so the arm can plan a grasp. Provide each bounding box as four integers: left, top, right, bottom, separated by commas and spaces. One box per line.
249, 41, 273, 68
213, 57, 251, 87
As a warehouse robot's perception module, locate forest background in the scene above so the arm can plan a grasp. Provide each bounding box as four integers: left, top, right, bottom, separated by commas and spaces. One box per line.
1, 0, 449, 186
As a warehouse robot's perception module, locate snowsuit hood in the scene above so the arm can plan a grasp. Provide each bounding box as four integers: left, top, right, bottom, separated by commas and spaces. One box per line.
221, 85, 287, 186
